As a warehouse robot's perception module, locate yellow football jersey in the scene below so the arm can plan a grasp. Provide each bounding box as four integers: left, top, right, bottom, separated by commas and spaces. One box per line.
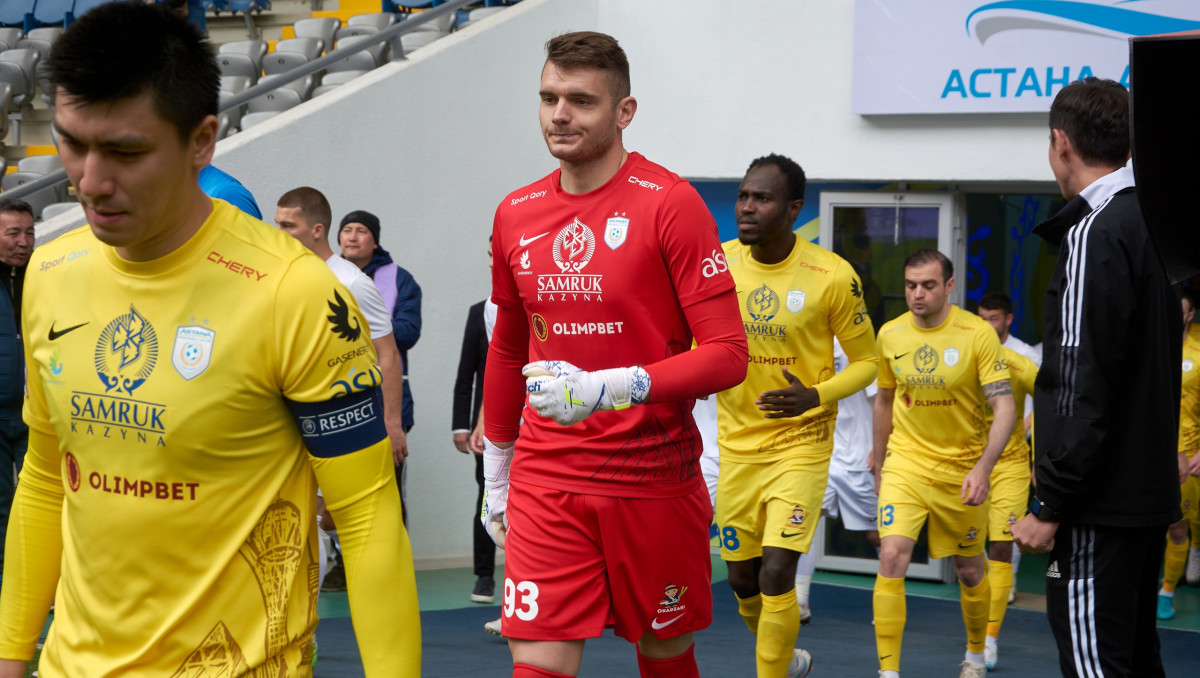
991, 347, 1038, 470
1179, 328, 1200, 456
2, 200, 402, 676
717, 238, 872, 462
877, 305, 1010, 483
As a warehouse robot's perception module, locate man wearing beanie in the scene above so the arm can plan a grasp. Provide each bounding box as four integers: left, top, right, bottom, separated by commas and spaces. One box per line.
339, 210, 423, 522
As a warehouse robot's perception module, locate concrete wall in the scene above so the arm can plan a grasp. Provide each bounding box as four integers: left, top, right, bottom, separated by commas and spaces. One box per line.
37, 0, 1058, 567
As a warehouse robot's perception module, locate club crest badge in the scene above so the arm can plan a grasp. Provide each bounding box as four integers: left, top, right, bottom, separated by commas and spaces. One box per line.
171, 325, 215, 380
944, 348, 959, 367
604, 214, 629, 250
786, 290, 806, 313
1184, 359, 1194, 373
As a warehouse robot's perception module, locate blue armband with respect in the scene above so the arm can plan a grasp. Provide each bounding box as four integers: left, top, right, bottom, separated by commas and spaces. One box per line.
286, 386, 387, 458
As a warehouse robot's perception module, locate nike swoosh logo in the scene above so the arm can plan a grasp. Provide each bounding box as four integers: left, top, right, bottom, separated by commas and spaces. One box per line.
781, 531, 802, 538
893, 352, 911, 360
519, 232, 549, 247
651, 614, 684, 630
48, 321, 89, 341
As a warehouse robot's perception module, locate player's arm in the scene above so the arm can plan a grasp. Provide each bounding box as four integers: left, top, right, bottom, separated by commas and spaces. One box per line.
0, 427, 64, 666
871, 387, 895, 493
758, 329, 877, 418
373, 334, 408, 463
523, 289, 747, 425
962, 379, 1016, 505
452, 306, 483, 453
279, 259, 420, 674
303, 413, 420, 676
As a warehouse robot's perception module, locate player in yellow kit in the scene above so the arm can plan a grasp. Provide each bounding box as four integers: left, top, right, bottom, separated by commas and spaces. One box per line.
1158, 290, 1200, 620
976, 295, 1039, 671
870, 250, 1015, 678
716, 154, 877, 678
0, 5, 419, 676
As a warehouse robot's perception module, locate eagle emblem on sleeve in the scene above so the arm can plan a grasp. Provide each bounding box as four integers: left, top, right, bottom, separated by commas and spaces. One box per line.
326, 290, 362, 343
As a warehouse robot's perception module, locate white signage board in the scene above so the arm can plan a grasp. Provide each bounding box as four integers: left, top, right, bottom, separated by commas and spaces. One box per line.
852, 0, 1200, 114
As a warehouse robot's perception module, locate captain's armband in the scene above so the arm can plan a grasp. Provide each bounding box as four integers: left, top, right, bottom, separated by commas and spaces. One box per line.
286, 386, 387, 458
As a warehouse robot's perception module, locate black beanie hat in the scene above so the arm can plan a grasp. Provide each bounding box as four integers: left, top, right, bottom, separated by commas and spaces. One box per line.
339, 210, 381, 244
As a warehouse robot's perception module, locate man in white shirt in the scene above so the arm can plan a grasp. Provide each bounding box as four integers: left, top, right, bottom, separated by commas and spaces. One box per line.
976, 292, 1040, 367
276, 187, 408, 466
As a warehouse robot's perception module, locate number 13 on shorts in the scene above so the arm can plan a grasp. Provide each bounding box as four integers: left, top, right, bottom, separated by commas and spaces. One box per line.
503, 578, 540, 621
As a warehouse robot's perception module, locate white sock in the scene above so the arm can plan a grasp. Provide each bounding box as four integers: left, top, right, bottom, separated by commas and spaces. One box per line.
1010, 548, 1021, 575
1159, 588, 1174, 598
795, 552, 816, 604
985, 636, 997, 652
965, 650, 985, 666
880, 671, 900, 678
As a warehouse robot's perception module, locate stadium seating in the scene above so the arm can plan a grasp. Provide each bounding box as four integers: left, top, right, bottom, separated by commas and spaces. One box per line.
346, 12, 396, 31
217, 53, 259, 84
31, 0, 72, 28
334, 35, 386, 68
1, 171, 61, 219
261, 50, 308, 77
0, 1, 34, 32
219, 40, 270, 74
0, 49, 38, 102
246, 88, 302, 114
15, 37, 52, 62
334, 24, 379, 42
292, 17, 339, 56
219, 75, 253, 95
258, 72, 315, 102
275, 37, 324, 62
0, 28, 23, 51
17, 154, 63, 175
40, 202, 80, 221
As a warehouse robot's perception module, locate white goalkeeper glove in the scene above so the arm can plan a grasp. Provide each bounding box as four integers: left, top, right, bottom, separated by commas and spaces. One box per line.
480, 438, 513, 548
522, 360, 651, 426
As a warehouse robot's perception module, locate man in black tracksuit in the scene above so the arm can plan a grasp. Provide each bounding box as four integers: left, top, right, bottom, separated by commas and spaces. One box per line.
1012, 78, 1181, 677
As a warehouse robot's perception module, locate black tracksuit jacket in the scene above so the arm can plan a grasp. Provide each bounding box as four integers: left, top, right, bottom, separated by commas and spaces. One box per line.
1032, 174, 1182, 528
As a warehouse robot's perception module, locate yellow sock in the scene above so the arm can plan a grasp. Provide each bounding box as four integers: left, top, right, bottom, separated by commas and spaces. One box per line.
756, 590, 801, 678
1162, 537, 1188, 593
873, 574, 905, 673
961, 577, 990, 654
737, 593, 762, 635
986, 560, 1013, 638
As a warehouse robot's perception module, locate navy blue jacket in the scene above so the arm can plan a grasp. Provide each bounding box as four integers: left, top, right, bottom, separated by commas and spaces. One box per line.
362, 247, 421, 429
1, 262, 25, 411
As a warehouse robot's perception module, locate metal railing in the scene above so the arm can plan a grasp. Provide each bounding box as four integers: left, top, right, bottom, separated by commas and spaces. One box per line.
3, 0, 479, 206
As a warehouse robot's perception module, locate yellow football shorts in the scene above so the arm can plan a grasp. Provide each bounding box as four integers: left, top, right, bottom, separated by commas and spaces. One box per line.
988, 461, 1030, 543
877, 465, 988, 559
716, 450, 830, 561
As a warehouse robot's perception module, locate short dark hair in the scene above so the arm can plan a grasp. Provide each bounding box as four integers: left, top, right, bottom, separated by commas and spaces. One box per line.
1048, 78, 1130, 168
545, 31, 630, 101
277, 187, 332, 237
746, 153, 807, 203
903, 248, 953, 282
0, 199, 34, 220
977, 291, 1013, 315
47, 1, 219, 143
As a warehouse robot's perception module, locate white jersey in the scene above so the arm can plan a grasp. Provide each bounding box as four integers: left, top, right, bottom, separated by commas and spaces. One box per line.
830, 338, 875, 472
483, 297, 497, 342
1003, 333, 1041, 367
326, 254, 392, 340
